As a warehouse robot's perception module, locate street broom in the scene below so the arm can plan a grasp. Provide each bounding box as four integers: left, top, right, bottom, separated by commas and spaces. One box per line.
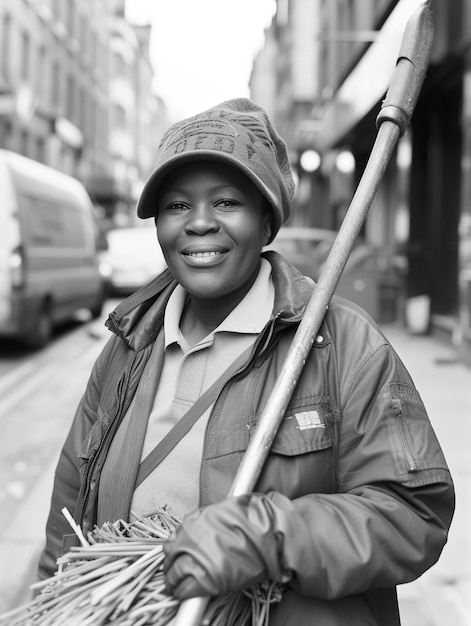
0, 507, 283, 626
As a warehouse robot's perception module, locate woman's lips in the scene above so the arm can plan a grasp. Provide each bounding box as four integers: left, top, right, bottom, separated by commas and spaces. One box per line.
181, 248, 228, 266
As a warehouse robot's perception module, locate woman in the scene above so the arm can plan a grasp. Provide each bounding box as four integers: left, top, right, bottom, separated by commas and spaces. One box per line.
39, 99, 454, 625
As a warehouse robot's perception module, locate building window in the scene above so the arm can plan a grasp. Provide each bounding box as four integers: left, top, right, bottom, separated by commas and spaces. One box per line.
78, 13, 86, 52
98, 38, 105, 75
21, 31, 31, 81
51, 60, 60, 111
36, 43, 47, 103
90, 30, 97, 70
89, 98, 96, 145
52, 0, 61, 22
112, 103, 126, 129
36, 136, 46, 163
66, 73, 75, 120
66, 0, 74, 38
1, 13, 11, 81
99, 104, 107, 149
0, 120, 12, 148
20, 129, 29, 156
113, 52, 126, 78
78, 86, 85, 131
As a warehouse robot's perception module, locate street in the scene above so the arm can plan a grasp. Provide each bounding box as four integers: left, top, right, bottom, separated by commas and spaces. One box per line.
0, 306, 469, 625
0, 303, 118, 612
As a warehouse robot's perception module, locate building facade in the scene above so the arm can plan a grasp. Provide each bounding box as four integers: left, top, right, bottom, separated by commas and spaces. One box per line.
251, 0, 471, 365
0, 0, 167, 230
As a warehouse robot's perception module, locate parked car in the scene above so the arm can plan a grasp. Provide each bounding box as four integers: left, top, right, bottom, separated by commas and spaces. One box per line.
0, 150, 106, 349
100, 226, 167, 296
265, 226, 379, 319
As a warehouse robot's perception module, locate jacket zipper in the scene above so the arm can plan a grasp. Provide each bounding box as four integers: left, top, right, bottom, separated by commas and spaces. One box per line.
77, 351, 140, 528
392, 398, 419, 472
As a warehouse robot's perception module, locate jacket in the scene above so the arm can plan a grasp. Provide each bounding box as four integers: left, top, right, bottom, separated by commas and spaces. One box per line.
39, 252, 455, 625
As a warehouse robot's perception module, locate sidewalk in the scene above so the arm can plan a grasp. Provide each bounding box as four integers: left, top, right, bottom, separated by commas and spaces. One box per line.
380, 323, 471, 626
0, 320, 112, 614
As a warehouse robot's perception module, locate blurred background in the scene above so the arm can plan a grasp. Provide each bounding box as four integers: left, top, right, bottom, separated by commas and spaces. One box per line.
0, 1, 470, 624
0, 0, 469, 361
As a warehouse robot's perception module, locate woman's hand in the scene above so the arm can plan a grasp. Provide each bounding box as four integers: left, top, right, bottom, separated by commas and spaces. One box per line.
163, 493, 294, 599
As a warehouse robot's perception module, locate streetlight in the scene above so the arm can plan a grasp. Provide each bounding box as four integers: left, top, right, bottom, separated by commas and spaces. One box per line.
335, 149, 355, 174
299, 149, 321, 173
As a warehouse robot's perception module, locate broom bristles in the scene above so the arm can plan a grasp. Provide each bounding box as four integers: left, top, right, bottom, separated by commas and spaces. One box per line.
0, 507, 282, 626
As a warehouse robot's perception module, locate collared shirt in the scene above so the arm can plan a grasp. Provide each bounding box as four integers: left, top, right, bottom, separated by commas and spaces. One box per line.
128, 258, 274, 519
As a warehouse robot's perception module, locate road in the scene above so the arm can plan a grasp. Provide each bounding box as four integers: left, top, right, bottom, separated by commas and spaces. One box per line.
0, 302, 118, 612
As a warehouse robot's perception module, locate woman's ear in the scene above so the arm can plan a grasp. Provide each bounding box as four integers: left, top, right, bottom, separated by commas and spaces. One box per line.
263, 214, 272, 246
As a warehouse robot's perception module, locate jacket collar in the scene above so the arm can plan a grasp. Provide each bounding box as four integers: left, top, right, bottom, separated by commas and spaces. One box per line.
105, 251, 315, 352
265, 251, 314, 322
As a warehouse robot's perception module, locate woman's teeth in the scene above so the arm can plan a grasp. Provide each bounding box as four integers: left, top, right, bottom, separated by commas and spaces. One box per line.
187, 251, 220, 257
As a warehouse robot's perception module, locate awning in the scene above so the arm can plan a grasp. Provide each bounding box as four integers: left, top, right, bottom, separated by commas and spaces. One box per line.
316, 0, 425, 151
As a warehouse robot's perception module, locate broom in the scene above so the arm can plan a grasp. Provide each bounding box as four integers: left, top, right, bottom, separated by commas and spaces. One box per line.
0, 507, 282, 626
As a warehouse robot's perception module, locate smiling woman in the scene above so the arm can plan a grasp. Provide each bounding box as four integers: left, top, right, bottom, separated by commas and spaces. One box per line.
37, 97, 454, 626
156, 161, 271, 340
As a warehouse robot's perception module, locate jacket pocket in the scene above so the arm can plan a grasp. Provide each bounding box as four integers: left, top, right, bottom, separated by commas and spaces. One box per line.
207, 395, 334, 457
270, 395, 334, 455
206, 396, 338, 497
386, 383, 450, 484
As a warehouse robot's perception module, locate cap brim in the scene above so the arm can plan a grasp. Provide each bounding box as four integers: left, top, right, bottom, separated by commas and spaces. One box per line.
136, 149, 279, 224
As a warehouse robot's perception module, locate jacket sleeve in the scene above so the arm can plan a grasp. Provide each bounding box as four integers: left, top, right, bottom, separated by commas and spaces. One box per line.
284, 334, 455, 598
37, 343, 107, 580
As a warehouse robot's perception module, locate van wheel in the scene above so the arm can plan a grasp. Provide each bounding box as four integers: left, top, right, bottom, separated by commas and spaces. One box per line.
25, 304, 53, 350
90, 293, 105, 319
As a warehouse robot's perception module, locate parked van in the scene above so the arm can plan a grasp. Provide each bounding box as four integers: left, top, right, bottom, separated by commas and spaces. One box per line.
0, 150, 106, 349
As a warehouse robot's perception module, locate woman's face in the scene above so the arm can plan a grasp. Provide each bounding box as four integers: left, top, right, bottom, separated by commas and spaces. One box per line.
156, 160, 271, 306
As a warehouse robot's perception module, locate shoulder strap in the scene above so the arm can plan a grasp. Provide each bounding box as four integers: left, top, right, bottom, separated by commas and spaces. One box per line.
135, 344, 254, 489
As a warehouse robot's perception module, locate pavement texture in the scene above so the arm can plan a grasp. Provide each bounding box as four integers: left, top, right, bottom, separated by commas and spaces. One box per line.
380, 323, 471, 626
0, 321, 469, 624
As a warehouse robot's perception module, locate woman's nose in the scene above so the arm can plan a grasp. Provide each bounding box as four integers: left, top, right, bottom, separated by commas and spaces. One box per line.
184, 205, 220, 234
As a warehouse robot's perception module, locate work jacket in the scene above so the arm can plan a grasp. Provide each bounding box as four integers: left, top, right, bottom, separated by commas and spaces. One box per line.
39, 252, 454, 625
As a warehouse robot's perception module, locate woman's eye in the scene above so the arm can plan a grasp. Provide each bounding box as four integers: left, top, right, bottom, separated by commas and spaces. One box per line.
216, 199, 238, 209
165, 202, 188, 212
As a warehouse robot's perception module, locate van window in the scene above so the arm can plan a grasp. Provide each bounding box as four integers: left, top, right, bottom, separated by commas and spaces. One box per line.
18, 193, 88, 249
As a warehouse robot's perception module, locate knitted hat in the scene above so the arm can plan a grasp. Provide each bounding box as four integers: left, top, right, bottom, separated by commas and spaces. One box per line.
137, 98, 295, 243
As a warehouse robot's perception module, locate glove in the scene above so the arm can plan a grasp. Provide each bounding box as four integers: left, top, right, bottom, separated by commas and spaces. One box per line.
163, 492, 296, 599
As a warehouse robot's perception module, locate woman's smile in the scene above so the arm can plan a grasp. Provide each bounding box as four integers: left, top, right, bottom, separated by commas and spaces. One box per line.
180, 244, 229, 266
156, 160, 271, 309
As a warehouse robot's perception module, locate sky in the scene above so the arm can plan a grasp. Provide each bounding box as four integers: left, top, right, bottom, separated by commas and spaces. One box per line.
125, 0, 277, 122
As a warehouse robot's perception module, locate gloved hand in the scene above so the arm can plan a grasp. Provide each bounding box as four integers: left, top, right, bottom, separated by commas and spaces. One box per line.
163, 492, 296, 599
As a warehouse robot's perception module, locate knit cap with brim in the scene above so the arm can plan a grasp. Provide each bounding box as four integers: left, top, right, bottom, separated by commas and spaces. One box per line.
136, 98, 295, 243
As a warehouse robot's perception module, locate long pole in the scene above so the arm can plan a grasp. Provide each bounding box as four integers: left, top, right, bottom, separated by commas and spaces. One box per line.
173, 3, 434, 625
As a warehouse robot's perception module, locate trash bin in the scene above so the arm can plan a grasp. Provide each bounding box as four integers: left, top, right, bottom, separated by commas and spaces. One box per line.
405, 295, 431, 334
378, 273, 404, 323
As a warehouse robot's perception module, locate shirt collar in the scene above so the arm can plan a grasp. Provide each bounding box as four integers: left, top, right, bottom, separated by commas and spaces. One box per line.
164, 258, 274, 348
